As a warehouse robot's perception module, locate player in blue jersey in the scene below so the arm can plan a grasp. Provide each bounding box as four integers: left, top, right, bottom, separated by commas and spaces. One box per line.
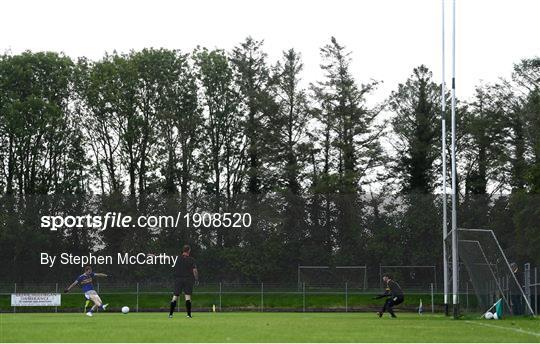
64, 265, 109, 317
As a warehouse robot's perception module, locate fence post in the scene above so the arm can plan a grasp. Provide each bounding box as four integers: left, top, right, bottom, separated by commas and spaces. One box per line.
345, 282, 348, 312
297, 265, 300, 290
136, 282, 139, 313
503, 275, 512, 310
55, 283, 58, 313
97, 282, 100, 293
524, 263, 532, 315
219, 282, 222, 311
434, 266, 437, 293
302, 282, 305, 313
13, 283, 16, 313
379, 265, 382, 289
465, 282, 469, 311
533, 267, 537, 316
364, 268, 367, 291
430, 283, 434, 313
260, 282, 264, 312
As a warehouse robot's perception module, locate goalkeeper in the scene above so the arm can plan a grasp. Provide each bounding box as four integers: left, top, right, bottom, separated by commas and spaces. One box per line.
374, 274, 404, 318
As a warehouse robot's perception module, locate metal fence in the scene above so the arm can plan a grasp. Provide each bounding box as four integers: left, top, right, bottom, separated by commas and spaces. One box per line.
459, 264, 539, 316
525, 265, 538, 316
3, 263, 536, 315
0, 281, 439, 313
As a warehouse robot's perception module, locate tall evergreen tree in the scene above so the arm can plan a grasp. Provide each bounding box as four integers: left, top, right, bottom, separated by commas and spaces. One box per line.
231, 37, 273, 194
387, 66, 446, 267
462, 84, 507, 195
513, 58, 540, 192
267, 49, 311, 272
311, 37, 383, 262
388, 65, 442, 193
269, 49, 309, 194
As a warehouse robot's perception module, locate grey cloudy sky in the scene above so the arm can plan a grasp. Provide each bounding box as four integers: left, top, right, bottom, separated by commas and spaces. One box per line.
1, 0, 539, 102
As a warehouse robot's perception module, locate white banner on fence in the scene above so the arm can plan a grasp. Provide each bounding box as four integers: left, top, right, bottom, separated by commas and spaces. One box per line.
11, 293, 61, 306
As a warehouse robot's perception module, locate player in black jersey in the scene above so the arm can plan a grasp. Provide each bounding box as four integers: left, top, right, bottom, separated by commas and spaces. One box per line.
169, 244, 199, 318
374, 274, 404, 318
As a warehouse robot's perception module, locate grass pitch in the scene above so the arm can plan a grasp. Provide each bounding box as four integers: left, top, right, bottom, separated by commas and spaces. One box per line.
1, 312, 538, 342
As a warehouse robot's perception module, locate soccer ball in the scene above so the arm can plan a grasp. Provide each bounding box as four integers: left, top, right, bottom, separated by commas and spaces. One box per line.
121, 306, 130, 314
493, 313, 499, 320
484, 311, 494, 320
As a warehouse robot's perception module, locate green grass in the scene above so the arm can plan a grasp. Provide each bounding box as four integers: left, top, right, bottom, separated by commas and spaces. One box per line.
0, 312, 538, 342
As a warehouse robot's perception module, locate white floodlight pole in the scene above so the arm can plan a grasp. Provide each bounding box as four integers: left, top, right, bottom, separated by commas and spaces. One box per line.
441, 0, 449, 317
451, 0, 459, 319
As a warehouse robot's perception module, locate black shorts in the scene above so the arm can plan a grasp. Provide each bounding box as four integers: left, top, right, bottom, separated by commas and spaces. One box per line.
173, 278, 194, 296
388, 295, 404, 306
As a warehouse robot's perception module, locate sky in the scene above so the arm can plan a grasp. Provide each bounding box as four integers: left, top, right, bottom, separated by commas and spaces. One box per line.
1, 0, 539, 103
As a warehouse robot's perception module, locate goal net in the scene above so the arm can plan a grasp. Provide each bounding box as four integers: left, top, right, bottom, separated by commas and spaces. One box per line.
378, 265, 437, 292
458, 228, 534, 316
297, 266, 367, 290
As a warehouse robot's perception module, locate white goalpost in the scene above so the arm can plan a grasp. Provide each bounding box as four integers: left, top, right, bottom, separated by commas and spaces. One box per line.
441, 0, 459, 319
449, 0, 459, 320
440, 0, 536, 319
440, 0, 449, 317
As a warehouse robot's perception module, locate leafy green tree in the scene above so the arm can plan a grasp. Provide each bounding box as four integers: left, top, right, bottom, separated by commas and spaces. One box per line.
195, 48, 243, 248
0, 52, 84, 194
149, 49, 200, 200
0, 52, 91, 281
75, 56, 123, 194
1, 45, 539, 284
195, 48, 242, 210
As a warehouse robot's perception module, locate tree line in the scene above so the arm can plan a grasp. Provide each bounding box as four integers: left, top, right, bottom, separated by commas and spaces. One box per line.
0, 37, 538, 283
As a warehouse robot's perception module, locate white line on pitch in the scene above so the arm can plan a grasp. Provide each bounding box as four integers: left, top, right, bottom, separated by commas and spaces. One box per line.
465, 320, 540, 338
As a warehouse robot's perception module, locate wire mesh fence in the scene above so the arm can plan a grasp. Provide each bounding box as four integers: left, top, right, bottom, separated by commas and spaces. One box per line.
457, 228, 535, 316
3, 263, 536, 315
0, 281, 440, 313
378, 265, 437, 291
526, 266, 538, 316
297, 266, 368, 291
